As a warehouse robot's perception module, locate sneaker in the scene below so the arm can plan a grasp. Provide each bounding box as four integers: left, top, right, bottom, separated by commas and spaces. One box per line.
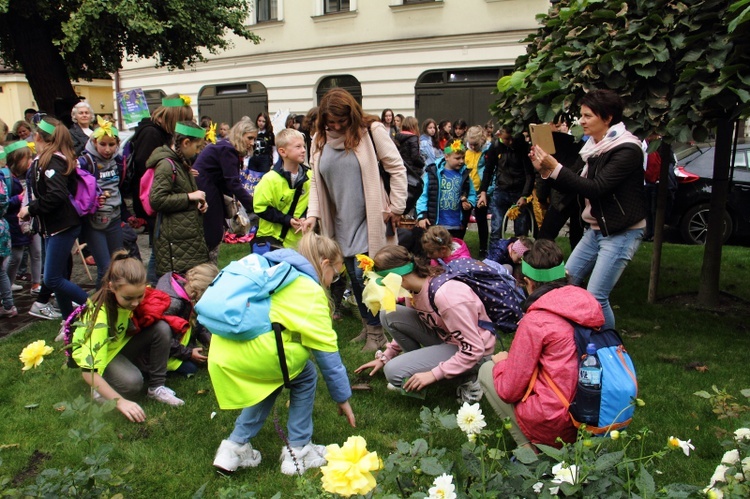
279, 443, 327, 476
30, 284, 41, 295
11, 284, 22, 292
456, 378, 484, 404
29, 302, 62, 320
0, 306, 18, 318
386, 383, 400, 392
147, 386, 184, 406
54, 322, 67, 343
213, 439, 262, 474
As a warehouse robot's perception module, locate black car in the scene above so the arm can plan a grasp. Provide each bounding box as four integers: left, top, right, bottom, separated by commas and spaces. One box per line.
668, 143, 750, 244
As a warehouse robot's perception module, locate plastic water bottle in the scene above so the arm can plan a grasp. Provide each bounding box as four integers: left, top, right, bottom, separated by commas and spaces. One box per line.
574, 343, 602, 425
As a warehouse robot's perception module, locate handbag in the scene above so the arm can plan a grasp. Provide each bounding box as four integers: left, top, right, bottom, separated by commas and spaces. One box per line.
228, 203, 251, 236
223, 194, 239, 219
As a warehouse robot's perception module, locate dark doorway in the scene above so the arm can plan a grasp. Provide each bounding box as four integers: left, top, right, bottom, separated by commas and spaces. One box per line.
198, 82, 268, 126
317, 75, 362, 105
145, 89, 166, 113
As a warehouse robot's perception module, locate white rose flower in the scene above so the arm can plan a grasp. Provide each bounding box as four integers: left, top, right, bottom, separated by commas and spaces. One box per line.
456, 402, 486, 436
551, 462, 578, 485
721, 449, 740, 465
742, 456, 750, 474
532, 482, 543, 494
709, 464, 729, 487
734, 427, 750, 442
428, 473, 456, 499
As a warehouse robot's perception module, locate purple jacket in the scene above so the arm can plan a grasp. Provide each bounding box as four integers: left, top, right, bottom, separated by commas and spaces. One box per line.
194, 139, 253, 249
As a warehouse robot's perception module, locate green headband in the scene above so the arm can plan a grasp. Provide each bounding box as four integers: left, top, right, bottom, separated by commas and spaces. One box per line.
522, 261, 566, 282
3, 141, 31, 155
162, 95, 190, 107
175, 122, 206, 139
374, 262, 414, 285
37, 119, 55, 135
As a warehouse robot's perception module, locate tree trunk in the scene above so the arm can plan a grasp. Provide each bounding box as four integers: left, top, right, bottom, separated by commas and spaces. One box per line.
4, 7, 78, 120
697, 117, 733, 306
647, 144, 672, 304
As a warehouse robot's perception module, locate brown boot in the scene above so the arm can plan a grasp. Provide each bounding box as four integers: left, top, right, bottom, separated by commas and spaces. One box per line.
361, 325, 387, 352
350, 318, 368, 343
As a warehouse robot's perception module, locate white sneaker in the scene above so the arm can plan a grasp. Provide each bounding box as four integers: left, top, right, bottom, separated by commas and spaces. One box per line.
29, 301, 63, 321
279, 443, 327, 476
147, 386, 184, 406
386, 382, 400, 392
11, 284, 22, 292
213, 439, 262, 473
457, 378, 484, 404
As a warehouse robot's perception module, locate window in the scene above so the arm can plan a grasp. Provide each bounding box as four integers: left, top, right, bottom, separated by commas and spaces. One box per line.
317, 75, 362, 105
734, 150, 748, 168
403, 0, 436, 4
324, 0, 350, 13
257, 0, 278, 22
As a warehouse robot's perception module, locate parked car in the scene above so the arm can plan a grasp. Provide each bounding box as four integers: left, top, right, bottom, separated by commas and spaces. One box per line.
668, 143, 750, 244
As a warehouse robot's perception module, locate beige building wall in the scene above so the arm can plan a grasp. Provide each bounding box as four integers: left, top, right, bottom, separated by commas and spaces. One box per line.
0, 76, 37, 124
117, 0, 550, 116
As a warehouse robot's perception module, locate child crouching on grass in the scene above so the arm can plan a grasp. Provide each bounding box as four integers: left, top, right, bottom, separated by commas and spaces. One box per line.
69, 250, 185, 423
420, 225, 471, 267
155, 262, 219, 376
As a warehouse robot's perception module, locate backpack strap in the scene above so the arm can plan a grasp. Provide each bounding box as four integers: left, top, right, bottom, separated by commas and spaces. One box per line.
278, 181, 305, 242
77, 153, 98, 178
272, 322, 292, 389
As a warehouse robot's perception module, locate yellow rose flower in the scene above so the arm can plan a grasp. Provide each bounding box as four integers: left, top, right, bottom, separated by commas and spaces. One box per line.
356, 254, 374, 273
19, 340, 54, 371
321, 436, 381, 497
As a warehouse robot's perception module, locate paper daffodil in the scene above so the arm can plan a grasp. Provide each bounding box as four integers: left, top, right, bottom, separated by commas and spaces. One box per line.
356, 254, 374, 273
92, 116, 118, 139
179, 95, 192, 106
19, 340, 54, 371
205, 122, 217, 144
321, 436, 380, 497
361, 271, 409, 315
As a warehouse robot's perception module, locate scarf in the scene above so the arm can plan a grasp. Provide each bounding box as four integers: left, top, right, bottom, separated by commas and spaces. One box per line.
579, 122, 641, 175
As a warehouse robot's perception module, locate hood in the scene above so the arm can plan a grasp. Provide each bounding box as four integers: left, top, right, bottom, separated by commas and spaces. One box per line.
146, 145, 178, 169
265, 248, 319, 284
83, 140, 119, 164
395, 132, 417, 142
527, 285, 604, 329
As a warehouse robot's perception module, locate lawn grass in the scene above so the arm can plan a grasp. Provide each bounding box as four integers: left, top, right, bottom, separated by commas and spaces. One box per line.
1, 236, 749, 497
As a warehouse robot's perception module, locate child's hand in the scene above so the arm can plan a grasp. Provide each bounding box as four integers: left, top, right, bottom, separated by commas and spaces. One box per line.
417, 218, 430, 230
116, 398, 146, 423
190, 168, 200, 177
354, 359, 385, 377
301, 216, 317, 232
188, 190, 206, 203
477, 192, 487, 208
402, 371, 436, 392
492, 351, 509, 364
191, 347, 208, 364
18, 206, 30, 221
338, 401, 356, 428
461, 201, 472, 211
290, 218, 302, 233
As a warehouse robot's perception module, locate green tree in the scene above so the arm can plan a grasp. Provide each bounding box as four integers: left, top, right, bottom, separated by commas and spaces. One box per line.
0, 0, 259, 116
493, 0, 750, 306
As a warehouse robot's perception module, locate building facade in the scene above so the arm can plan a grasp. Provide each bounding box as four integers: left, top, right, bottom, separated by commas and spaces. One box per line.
117, 0, 551, 128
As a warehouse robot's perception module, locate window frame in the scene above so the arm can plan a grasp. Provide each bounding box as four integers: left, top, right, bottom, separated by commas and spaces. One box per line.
252, 0, 284, 25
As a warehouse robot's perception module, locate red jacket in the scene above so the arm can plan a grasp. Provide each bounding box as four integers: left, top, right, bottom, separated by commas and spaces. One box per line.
492, 285, 604, 446
132, 287, 189, 335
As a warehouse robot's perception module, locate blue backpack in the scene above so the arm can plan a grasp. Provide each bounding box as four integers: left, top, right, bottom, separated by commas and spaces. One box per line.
195, 253, 300, 341
527, 325, 638, 436
428, 258, 525, 339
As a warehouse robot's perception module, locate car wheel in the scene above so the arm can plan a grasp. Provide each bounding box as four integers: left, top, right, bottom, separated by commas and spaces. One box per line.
679, 204, 732, 244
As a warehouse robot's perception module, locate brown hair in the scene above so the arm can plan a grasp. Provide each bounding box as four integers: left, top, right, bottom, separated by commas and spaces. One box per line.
5, 142, 33, 177
36, 117, 77, 175
401, 116, 419, 133
315, 88, 379, 152
151, 93, 194, 137
86, 250, 147, 340
373, 244, 443, 278
421, 118, 440, 149
173, 120, 204, 169
184, 262, 220, 303
228, 118, 257, 156
421, 226, 453, 257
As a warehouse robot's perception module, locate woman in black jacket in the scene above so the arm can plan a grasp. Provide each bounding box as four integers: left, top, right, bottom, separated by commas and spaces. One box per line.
530, 89, 646, 332
18, 117, 89, 319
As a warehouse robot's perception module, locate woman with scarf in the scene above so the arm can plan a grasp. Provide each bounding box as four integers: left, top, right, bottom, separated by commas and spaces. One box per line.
530, 89, 646, 331
302, 88, 407, 352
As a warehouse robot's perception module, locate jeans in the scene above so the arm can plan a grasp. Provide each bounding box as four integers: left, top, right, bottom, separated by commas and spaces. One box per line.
489, 189, 529, 244
83, 218, 124, 288
478, 362, 529, 447
344, 256, 379, 326
565, 227, 643, 331
44, 226, 89, 319
0, 256, 13, 310
229, 360, 318, 448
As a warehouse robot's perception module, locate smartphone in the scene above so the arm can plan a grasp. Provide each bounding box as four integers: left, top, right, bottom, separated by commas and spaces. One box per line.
386, 221, 395, 237
529, 123, 556, 155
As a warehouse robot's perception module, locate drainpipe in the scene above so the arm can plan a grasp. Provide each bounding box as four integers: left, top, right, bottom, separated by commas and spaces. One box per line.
114, 70, 123, 130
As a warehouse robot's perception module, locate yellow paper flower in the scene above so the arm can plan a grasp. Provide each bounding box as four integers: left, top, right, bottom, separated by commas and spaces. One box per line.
356, 254, 374, 273
19, 340, 54, 371
362, 271, 409, 315
321, 436, 380, 497
506, 205, 521, 220
27, 142, 36, 155
179, 95, 192, 106
205, 122, 217, 144
92, 116, 116, 139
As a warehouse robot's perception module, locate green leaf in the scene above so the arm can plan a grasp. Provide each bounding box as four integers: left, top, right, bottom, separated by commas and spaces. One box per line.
535, 444, 564, 461
594, 450, 625, 472
635, 464, 656, 497
728, 5, 750, 32
513, 445, 539, 464
419, 456, 445, 476
411, 438, 429, 456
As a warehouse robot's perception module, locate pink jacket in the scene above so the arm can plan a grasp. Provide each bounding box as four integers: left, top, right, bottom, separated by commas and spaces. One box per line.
430, 238, 471, 266
492, 285, 604, 446
382, 277, 496, 380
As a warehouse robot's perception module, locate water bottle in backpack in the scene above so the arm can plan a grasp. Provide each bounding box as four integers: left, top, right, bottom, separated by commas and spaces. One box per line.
575, 343, 602, 425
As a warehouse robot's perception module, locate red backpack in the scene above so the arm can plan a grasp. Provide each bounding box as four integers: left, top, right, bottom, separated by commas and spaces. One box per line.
139, 159, 177, 216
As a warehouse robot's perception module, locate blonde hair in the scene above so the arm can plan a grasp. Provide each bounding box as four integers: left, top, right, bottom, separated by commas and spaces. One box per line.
465, 125, 486, 147
152, 93, 194, 137
421, 225, 453, 256
228, 118, 257, 156
184, 263, 219, 303
296, 232, 343, 284
276, 128, 305, 150
86, 250, 147, 340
